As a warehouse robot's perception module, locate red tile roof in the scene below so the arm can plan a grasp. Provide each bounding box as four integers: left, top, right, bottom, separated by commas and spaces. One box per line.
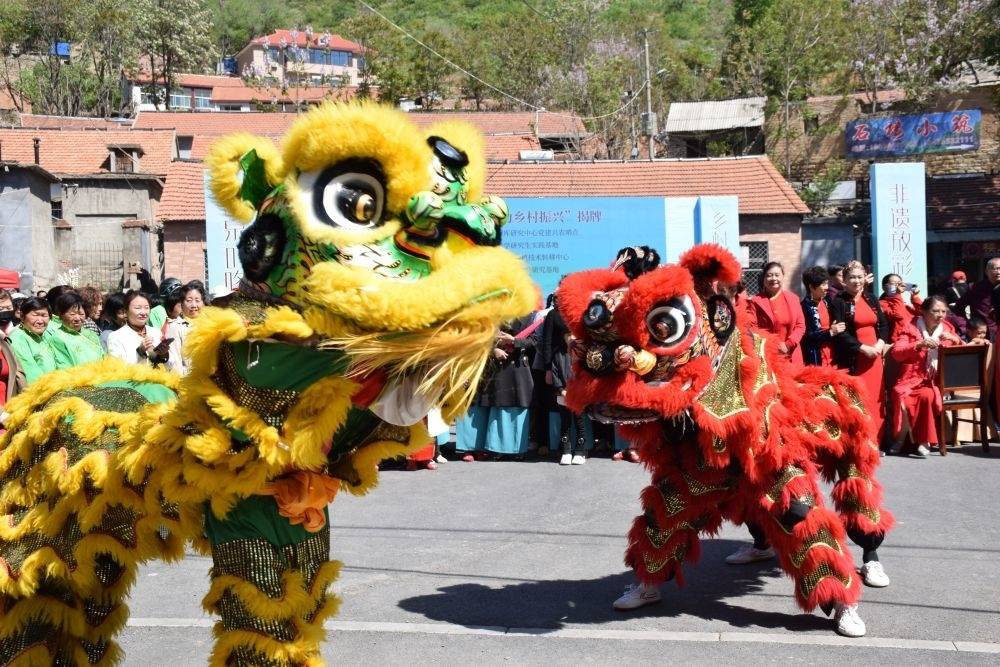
16, 114, 132, 130
134, 111, 299, 135
927, 174, 1000, 230
210, 85, 357, 104
250, 29, 361, 53
406, 111, 587, 136
126, 72, 244, 89
485, 157, 810, 215
0, 127, 175, 176
159, 160, 206, 221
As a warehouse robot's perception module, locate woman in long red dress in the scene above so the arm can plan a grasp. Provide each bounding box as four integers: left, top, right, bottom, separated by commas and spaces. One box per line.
890, 296, 963, 457
829, 261, 890, 445
746, 261, 806, 366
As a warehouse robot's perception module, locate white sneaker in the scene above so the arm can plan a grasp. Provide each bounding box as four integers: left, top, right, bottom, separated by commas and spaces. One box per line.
571, 454, 587, 465
612, 583, 661, 610
915, 444, 930, 458
725, 545, 777, 564
834, 603, 867, 637
559, 454, 572, 465
435, 454, 447, 463
860, 561, 890, 588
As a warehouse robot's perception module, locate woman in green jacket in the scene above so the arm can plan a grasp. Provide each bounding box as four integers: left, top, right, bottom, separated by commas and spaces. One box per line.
8, 297, 56, 384
48, 291, 105, 369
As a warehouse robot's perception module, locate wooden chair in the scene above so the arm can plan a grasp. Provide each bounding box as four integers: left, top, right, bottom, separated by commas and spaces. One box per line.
937, 345, 989, 454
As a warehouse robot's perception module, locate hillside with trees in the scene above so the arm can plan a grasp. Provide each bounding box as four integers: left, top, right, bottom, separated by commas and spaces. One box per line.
1, 0, 997, 163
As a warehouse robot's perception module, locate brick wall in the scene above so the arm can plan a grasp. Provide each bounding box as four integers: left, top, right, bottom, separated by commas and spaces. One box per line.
163, 220, 206, 283
741, 214, 804, 295
766, 86, 1000, 183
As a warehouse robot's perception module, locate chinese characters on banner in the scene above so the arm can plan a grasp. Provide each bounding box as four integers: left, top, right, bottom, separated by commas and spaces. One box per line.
870, 163, 927, 296
203, 171, 245, 291
846, 110, 980, 159
504, 197, 670, 298
503, 196, 741, 298
695, 196, 741, 259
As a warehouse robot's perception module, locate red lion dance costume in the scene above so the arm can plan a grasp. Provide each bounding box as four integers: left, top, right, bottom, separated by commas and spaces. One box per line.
557, 244, 892, 636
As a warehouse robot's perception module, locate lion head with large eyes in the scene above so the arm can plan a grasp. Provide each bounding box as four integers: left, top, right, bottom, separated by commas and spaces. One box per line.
205, 102, 535, 420
556, 244, 743, 427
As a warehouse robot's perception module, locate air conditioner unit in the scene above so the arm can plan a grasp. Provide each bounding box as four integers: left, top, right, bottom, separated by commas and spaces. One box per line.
519, 150, 554, 161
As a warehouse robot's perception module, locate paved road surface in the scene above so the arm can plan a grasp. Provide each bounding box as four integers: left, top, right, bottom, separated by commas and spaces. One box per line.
120, 443, 1000, 665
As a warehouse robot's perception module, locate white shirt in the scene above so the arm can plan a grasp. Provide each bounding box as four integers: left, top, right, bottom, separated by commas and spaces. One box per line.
163, 317, 192, 374
106, 324, 162, 365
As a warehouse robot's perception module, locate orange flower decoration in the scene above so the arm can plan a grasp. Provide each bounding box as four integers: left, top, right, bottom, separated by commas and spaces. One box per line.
262, 471, 340, 532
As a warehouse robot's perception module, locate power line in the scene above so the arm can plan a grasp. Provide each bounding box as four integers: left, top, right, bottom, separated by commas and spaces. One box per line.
353, 0, 648, 123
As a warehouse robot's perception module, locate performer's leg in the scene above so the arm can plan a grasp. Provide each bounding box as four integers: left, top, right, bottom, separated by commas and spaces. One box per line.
203, 497, 340, 667
753, 464, 861, 613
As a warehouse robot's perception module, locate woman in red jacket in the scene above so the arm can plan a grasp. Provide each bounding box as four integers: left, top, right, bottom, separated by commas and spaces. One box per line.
889, 296, 963, 457
747, 261, 806, 366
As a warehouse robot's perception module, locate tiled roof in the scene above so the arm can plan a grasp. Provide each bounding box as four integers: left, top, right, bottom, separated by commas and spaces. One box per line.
159, 160, 206, 221
0, 127, 175, 176
406, 111, 587, 136
126, 72, 244, 89
927, 174, 1000, 230
485, 157, 810, 215
15, 114, 132, 129
250, 29, 362, 53
134, 111, 299, 135
210, 85, 357, 104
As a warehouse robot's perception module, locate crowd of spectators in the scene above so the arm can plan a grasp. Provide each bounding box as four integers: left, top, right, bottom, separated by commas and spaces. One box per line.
0, 278, 211, 423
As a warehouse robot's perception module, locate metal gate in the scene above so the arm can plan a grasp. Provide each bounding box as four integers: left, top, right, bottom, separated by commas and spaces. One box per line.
71, 243, 125, 291
740, 241, 769, 296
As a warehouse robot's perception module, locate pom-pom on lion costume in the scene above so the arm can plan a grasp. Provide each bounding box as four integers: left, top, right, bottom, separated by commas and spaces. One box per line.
557, 244, 892, 632
0, 102, 534, 665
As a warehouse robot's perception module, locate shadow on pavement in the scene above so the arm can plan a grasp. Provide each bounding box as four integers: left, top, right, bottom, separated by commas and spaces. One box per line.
398, 538, 832, 633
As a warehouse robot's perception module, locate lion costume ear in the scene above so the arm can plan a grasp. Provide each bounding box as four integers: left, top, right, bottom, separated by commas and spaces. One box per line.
205, 134, 285, 222
678, 244, 742, 294
424, 121, 486, 202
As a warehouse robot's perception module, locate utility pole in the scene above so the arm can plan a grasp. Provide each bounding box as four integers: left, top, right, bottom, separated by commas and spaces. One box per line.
639, 28, 655, 160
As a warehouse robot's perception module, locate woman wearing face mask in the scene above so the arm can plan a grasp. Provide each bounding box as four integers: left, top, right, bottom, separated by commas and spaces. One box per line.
889, 296, 963, 457
48, 292, 105, 369
105, 291, 168, 365
746, 261, 806, 366
7, 297, 56, 383
163, 282, 205, 375
878, 273, 922, 340
829, 260, 891, 444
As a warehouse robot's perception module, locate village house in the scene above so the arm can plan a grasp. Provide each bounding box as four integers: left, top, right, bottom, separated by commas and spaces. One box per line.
234, 29, 365, 88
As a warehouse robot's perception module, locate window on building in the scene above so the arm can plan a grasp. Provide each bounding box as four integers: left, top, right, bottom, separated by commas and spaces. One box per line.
169, 87, 192, 109
356, 56, 365, 70
330, 50, 351, 66
308, 48, 327, 65
50, 199, 63, 221
310, 74, 324, 85
193, 88, 212, 109
177, 136, 193, 159
267, 47, 281, 62
803, 114, 820, 135
218, 104, 244, 111
740, 241, 769, 296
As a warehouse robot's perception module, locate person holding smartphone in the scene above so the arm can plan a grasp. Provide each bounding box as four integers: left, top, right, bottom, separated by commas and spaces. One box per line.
105, 291, 170, 366
878, 273, 922, 340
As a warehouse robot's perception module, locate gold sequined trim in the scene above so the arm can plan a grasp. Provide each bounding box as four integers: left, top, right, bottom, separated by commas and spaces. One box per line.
682, 473, 732, 496
823, 417, 842, 440
790, 528, 842, 568
753, 335, 770, 392
799, 563, 852, 599
765, 466, 806, 503
697, 338, 748, 420
819, 384, 838, 402
846, 386, 867, 413
711, 435, 726, 453
213, 345, 301, 429
642, 543, 689, 574
843, 498, 881, 524
655, 480, 685, 517
645, 521, 694, 549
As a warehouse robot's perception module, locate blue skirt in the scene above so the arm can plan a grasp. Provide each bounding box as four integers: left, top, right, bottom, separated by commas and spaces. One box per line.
456, 406, 529, 455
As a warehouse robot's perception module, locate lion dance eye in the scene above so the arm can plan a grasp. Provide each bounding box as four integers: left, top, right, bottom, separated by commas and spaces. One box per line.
646, 296, 695, 346
298, 159, 387, 230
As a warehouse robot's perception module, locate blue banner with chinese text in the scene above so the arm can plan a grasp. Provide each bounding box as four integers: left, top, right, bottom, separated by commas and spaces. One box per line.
846, 110, 980, 159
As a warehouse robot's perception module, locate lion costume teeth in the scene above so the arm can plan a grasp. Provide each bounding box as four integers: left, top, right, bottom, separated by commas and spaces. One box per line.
0, 101, 533, 665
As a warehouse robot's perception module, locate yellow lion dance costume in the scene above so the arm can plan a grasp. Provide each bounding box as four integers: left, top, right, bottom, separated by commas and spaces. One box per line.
0, 103, 534, 665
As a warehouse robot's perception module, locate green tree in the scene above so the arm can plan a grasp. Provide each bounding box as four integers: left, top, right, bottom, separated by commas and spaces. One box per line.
138, 0, 218, 110
725, 0, 849, 176
209, 0, 286, 59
